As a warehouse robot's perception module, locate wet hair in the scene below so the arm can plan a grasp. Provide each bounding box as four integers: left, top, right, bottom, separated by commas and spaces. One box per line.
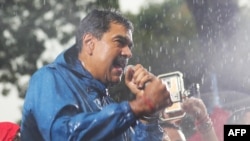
75, 9, 134, 51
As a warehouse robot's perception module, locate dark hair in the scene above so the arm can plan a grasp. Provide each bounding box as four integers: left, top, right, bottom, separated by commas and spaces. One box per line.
75, 9, 134, 51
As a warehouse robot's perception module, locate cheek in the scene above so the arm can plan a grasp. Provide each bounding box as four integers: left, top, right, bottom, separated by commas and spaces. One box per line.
95, 42, 109, 58
95, 49, 112, 65
95, 46, 115, 63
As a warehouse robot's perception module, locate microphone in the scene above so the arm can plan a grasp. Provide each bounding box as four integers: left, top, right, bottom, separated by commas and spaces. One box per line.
124, 65, 134, 75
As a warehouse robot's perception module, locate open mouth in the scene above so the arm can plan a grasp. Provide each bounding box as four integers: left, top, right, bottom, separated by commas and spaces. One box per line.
113, 57, 127, 71
113, 61, 125, 69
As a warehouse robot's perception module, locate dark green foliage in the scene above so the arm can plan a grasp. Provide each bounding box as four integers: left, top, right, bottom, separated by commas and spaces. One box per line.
0, 0, 120, 98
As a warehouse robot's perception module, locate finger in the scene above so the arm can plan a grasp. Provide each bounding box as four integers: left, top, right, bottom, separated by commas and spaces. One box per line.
134, 71, 149, 88
125, 66, 135, 83
137, 74, 152, 89
132, 66, 148, 87
132, 65, 145, 80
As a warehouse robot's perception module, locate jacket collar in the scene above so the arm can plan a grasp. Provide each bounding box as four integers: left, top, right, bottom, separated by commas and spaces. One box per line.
54, 44, 108, 96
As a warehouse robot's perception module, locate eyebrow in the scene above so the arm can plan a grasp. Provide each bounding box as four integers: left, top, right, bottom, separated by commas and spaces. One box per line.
113, 35, 134, 48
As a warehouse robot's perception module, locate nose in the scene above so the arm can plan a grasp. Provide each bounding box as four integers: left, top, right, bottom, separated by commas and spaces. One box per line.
121, 46, 132, 58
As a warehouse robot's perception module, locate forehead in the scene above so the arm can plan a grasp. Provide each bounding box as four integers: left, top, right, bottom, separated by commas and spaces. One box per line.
106, 22, 133, 40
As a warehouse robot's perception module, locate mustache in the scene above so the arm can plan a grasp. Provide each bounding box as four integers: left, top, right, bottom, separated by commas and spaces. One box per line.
115, 56, 129, 67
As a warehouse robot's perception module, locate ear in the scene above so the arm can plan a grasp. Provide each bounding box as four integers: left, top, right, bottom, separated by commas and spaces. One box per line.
82, 33, 95, 55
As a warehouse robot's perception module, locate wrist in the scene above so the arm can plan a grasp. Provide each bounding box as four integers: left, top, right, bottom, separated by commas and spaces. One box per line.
129, 95, 156, 118
195, 116, 213, 133
140, 115, 159, 123
142, 95, 155, 112
140, 111, 160, 123
129, 99, 144, 117
196, 114, 209, 124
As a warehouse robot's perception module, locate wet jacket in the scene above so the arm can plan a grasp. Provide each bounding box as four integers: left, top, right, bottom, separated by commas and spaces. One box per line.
21, 45, 163, 141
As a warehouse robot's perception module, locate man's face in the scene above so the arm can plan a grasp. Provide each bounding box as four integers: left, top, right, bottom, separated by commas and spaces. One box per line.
92, 22, 133, 85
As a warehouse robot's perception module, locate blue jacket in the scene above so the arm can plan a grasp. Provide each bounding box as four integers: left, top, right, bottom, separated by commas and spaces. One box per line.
21, 45, 163, 141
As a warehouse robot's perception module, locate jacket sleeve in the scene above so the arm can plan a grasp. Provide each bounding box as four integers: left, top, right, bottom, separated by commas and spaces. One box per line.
22, 66, 163, 141
132, 121, 164, 141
